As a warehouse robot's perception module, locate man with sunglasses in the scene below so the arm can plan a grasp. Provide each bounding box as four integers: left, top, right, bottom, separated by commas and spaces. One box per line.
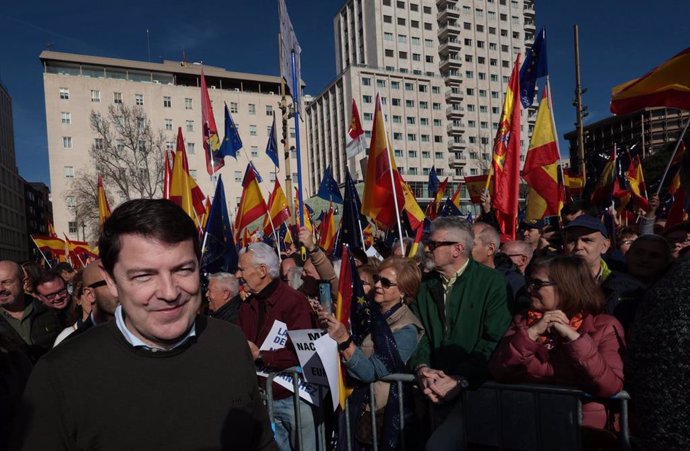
410, 216, 511, 451
0, 260, 62, 362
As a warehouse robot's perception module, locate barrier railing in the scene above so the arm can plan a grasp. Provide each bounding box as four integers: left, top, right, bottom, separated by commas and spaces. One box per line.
262, 370, 631, 451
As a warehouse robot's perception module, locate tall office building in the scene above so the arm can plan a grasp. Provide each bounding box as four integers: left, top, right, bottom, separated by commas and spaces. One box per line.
0, 82, 29, 261
306, 0, 536, 200
40, 51, 309, 240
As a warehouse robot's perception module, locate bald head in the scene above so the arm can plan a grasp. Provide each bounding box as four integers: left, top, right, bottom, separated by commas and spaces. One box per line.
501, 240, 534, 273
82, 260, 118, 319
0, 260, 25, 310
82, 261, 103, 287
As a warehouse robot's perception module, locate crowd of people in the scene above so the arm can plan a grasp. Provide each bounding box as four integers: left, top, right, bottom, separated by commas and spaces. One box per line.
1, 194, 688, 450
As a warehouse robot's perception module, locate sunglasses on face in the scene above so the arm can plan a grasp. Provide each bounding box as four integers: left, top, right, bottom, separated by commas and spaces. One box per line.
372, 274, 398, 289
427, 240, 459, 251
87, 280, 107, 289
526, 278, 556, 291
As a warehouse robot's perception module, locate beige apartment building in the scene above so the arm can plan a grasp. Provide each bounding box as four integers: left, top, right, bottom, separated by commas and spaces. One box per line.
306, 0, 536, 200
0, 82, 28, 261
41, 51, 309, 240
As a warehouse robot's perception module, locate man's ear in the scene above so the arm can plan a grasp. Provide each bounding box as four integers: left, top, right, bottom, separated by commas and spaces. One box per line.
100, 265, 119, 300
601, 238, 611, 255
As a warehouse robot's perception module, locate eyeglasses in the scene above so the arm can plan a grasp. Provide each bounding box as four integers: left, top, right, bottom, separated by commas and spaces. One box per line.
504, 253, 527, 259
40, 287, 68, 300
526, 278, 556, 291
427, 240, 459, 252
373, 274, 398, 289
87, 280, 107, 289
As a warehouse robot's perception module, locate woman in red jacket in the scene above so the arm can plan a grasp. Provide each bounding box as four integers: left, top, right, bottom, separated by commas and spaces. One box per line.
489, 254, 625, 431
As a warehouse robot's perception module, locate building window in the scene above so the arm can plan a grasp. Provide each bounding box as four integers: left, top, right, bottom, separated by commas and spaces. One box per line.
399, 51, 407, 59
251, 146, 259, 157
420, 118, 429, 126
392, 115, 401, 123
250, 125, 257, 136
66, 196, 76, 208
187, 143, 195, 154
433, 119, 442, 126
377, 79, 387, 88
394, 149, 403, 157
63, 137, 72, 149
94, 138, 104, 150
113, 92, 122, 104
163, 96, 172, 108
59, 88, 69, 100
391, 98, 401, 106
412, 53, 421, 61
64, 166, 74, 178
407, 116, 416, 125
383, 15, 392, 23
407, 134, 417, 141
434, 135, 443, 143
185, 98, 193, 110
398, 34, 407, 44
166, 141, 174, 151
248, 103, 256, 115
397, 17, 406, 26
266, 105, 273, 116
61, 112, 71, 124
135, 94, 144, 106
364, 112, 373, 121
363, 95, 373, 104
385, 49, 394, 58
408, 150, 417, 157
419, 101, 428, 109
230, 102, 238, 113
91, 90, 100, 102
432, 103, 441, 110
425, 39, 434, 48
393, 132, 403, 140
234, 171, 242, 182
384, 32, 393, 41
186, 120, 194, 132
405, 100, 415, 108
411, 20, 419, 28
68, 221, 78, 234
465, 70, 474, 79
165, 118, 173, 130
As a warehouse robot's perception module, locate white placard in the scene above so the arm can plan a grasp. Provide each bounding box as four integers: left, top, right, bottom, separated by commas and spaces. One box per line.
287, 329, 329, 386
260, 320, 289, 351
314, 333, 341, 411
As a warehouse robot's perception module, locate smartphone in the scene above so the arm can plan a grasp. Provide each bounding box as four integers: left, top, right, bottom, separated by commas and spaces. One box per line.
318, 282, 333, 315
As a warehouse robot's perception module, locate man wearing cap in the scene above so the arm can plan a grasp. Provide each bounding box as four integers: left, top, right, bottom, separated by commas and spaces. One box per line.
521, 219, 545, 251
564, 215, 643, 313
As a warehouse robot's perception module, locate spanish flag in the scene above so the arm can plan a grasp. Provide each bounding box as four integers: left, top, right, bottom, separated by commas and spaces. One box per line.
450, 182, 462, 208
170, 128, 206, 227
361, 94, 405, 229
402, 182, 425, 232
590, 148, 617, 207
235, 164, 268, 237
335, 245, 355, 409
201, 68, 223, 175
626, 155, 649, 211
611, 47, 690, 115
523, 86, 562, 221
97, 175, 111, 228
465, 175, 490, 204
318, 204, 337, 254
490, 55, 522, 240
263, 179, 291, 236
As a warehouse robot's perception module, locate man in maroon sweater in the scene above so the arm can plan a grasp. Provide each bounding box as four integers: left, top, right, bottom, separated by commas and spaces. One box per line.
236, 243, 316, 451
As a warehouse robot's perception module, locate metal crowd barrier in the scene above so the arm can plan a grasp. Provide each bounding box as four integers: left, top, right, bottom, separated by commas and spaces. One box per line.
262, 370, 631, 451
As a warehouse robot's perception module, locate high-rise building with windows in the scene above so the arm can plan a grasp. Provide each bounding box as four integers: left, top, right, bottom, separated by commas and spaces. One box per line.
306, 0, 536, 200
40, 51, 309, 240
0, 82, 28, 261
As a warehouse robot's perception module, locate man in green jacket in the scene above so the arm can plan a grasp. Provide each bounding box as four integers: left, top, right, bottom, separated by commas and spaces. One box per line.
410, 216, 511, 451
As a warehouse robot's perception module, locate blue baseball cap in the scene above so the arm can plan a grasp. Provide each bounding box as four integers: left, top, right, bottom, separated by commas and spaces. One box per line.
520, 219, 546, 230
563, 215, 609, 238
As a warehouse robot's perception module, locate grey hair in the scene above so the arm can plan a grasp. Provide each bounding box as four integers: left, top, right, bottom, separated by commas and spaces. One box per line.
501, 240, 534, 260
430, 216, 474, 257
393, 237, 425, 259
207, 272, 240, 297
240, 242, 280, 279
473, 222, 500, 249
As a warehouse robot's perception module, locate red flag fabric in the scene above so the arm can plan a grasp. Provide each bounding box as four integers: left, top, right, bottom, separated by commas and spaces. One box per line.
235, 165, 268, 236
590, 148, 617, 207
318, 205, 337, 254
201, 68, 223, 175
626, 156, 649, 211
490, 55, 522, 240
335, 245, 354, 408
665, 189, 686, 231
163, 149, 172, 200
263, 179, 291, 236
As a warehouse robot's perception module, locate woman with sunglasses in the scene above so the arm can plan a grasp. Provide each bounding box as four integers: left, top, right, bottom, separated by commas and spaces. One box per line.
488, 255, 625, 441
319, 256, 424, 449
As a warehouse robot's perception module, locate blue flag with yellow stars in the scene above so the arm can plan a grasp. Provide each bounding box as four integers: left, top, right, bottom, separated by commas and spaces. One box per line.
519, 27, 548, 108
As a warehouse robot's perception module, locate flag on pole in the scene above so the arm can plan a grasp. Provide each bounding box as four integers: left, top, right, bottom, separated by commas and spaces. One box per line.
519, 28, 548, 108
318, 204, 337, 254
200, 196, 212, 229
266, 113, 280, 168
590, 148, 617, 207
465, 175, 490, 204
200, 69, 222, 175
163, 149, 172, 200
523, 86, 562, 221
564, 168, 585, 199
294, 187, 313, 232
345, 98, 366, 158
428, 165, 440, 198
334, 169, 367, 257
426, 177, 448, 220
31, 235, 67, 262
201, 175, 239, 274
317, 165, 344, 204
450, 182, 462, 208
278, 0, 302, 113
235, 164, 268, 236
361, 94, 405, 229
218, 102, 242, 159
170, 128, 206, 227
626, 155, 649, 210
440, 196, 462, 217
490, 55, 522, 240
263, 179, 291, 236
611, 47, 690, 115
97, 175, 111, 228
334, 245, 355, 409
402, 182, 425, 232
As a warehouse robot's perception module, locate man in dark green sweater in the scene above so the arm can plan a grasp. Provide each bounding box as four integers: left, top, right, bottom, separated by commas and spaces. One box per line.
12, 199, 275, 451
410, 216, 511, 451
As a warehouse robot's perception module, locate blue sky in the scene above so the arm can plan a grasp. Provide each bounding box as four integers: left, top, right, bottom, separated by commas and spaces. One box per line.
1, 0, 688, 187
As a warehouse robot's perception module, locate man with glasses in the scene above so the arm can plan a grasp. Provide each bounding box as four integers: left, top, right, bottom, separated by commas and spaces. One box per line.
0, 260, 62, 362
410, 216, 511, 451
35, 270, 73, 327
500, 240, 534, 274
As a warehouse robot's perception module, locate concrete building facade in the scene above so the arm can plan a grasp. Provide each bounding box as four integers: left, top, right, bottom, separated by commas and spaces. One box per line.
306, 0, 536, 200
40, 51, 309, 240
0, 82, 29, 261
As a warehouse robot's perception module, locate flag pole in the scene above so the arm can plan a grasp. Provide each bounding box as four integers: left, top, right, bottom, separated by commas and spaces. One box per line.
30, 236, 53, 268
200, 177, 220, 263
655, 116, 690, 197
380, 93, 405, 256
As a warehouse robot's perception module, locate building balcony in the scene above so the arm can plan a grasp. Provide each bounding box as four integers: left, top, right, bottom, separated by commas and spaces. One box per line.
446, 105, 464, 118
448, 152, 468, 165
445, 88, 463, 103
524, 20, 536, 32
438, 22, 462, 40
436, 0, 457, 9
524, 2, 535, 16
439, 55, 462, 72
447, 121, 465, 133
438, 37, 462, 56
437, 4, 460, 22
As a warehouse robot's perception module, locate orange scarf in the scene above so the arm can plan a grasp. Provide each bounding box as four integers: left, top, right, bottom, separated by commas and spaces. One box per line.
526, 309, 584, 349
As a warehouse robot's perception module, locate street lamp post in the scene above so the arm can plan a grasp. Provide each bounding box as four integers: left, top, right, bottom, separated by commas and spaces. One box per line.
81, 222, 86, 241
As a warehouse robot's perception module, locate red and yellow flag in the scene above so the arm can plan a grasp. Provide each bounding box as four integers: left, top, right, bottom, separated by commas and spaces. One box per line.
318, 204, 337, 254
335, 245, 354, 408
31, 235, 66, 262
402, 182, 425, 232
590, 148, 616, 207
170, 128, 206, 227
361, 94, 405, 229
465, 175, 490, 204
425, 177, 448, 220
450, 182, 462, 208
626, 155, 649, 211
201, 68, 223, 175
263, 179, 291, 236
163, 149, 172, 200
294, 188, 313, 232
611, 47, 690, 115
97, 175, 111, 228
523, 86, 562, 221
235, 165, 268, 236
490, 55, 522, 240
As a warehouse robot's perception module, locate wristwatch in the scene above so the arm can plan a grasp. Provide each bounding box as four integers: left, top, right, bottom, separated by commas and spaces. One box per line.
338, 337, 353, 351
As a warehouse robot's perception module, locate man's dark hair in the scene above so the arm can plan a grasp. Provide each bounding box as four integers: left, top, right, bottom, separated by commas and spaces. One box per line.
35, 270, 65, 288
54, 262, 74, 274
99, 199, 200, 275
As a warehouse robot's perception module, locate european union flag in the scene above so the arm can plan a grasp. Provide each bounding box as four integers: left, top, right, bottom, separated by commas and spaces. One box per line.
201, 175, 238, 274
333, 169, 366, 257
316, 165, 344, 204
439, 196, 462, 217
265, 114, 280, 168
519, 27, 548, 108
218, 103, 243, 159
428, 165, 440, 198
